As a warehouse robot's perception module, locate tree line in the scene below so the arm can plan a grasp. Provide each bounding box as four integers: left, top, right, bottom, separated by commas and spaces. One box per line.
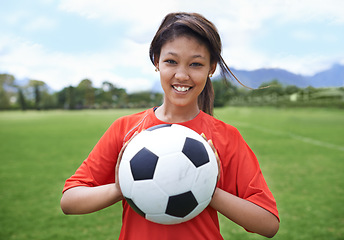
0, 74, 162, 110
213, 79, 344, 108
1, 73, 343, 110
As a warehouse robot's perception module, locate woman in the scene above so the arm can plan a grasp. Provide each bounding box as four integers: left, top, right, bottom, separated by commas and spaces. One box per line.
61, 12, 279, 239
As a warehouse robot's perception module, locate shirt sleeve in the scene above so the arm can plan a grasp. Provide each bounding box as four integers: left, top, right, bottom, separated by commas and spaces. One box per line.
219, 127, 279, 221
62, 119, 123, 193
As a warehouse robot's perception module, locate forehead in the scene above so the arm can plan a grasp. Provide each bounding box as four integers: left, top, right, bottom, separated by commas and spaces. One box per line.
160, 36, 210, 57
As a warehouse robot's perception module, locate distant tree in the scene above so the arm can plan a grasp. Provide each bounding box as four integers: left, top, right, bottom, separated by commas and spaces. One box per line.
67, 86, 77, 109
127, 91, 152, 108
300, 86, 316, 101
17, 87, 27, 110
77, 79, 95, 108
96, 81, 128, 108
258, 79, 284, 95
244, 79, 283, 104
28, 80, 47, 110
97, 81, 116, 107
34, 84, 41, 110
57, 87, 67, 108
126, 91, 162, 108
41, 90, 57, 109
100, 81, 115, 104
213, 79, 237, 107
285, 85, 299, 95
0, 74, 15, 109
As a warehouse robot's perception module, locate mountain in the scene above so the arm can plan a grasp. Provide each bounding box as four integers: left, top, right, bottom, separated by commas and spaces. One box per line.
229, 63, 344, 89
305, 64, 344, 88
151, 64, 343, 93
231, 68, 306, 88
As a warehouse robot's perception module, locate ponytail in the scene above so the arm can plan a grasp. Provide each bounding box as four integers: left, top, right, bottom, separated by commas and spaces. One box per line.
198, 77, 214, 116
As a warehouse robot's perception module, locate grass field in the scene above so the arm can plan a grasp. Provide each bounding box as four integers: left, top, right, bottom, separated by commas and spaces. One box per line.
0, 107, 343, 240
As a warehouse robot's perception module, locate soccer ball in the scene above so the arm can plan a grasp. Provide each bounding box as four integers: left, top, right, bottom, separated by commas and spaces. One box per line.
118, 124, 218, 225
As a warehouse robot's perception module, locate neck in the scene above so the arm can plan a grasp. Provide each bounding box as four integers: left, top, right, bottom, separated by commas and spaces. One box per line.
155, 103, 200, 123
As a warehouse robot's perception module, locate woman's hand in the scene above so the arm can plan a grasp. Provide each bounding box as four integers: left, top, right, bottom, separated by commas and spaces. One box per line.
60, 184, 123, 215
115, 131, 139, 196
210, 188, 279, 238
201, 133, 279, 238
61, 131, 140, 215
201, 133, 221, 182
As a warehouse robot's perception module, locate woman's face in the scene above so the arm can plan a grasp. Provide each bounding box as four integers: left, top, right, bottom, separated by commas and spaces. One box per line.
156, 35, 215, 110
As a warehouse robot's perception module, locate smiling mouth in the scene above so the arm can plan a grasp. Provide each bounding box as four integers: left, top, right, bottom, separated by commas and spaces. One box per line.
172, 85, 191, 92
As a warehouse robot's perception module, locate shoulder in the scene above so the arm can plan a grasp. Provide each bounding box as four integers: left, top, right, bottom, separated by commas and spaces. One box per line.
110, 108, 154, 143
116, 109, 151, 122
111, 109, 152, 130
198, 112, 246, 155
201, 111, 240, 135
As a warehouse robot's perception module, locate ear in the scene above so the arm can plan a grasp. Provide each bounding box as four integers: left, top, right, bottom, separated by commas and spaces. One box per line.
209, 62, 217, 75
154, 54, 160, 69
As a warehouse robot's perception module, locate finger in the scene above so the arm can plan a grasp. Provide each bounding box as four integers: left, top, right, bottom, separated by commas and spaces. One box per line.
116, 131, 139, 183
208, 139, 221, 182
125, 131, 139, 146
208, 139, 217, 155
201, 132, 208, 141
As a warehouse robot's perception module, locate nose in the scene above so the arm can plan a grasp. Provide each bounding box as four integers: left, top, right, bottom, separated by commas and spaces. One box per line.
175, 67, 190, 81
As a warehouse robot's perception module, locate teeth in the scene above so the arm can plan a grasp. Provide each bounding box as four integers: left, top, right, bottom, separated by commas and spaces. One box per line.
173, 86, 190, 92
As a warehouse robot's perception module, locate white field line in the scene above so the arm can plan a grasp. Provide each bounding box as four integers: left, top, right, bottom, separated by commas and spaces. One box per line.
236, 122, 344, 152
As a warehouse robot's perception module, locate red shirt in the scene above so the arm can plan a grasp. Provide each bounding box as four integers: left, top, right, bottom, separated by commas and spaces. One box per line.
63, 108, 279, 239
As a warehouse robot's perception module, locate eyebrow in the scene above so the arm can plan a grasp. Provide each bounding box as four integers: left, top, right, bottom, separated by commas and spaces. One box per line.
166, 52, 206, 59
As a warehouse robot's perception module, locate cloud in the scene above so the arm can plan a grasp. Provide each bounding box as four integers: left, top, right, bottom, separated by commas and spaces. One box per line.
223, 43, 341, 76
1, 0, 343, 92
206, 0, 344, 75
23, 16, 57, 32
58, 0, 176, 29
57, 0, 344, 51
291, 30, 315, 41
274, 0, 344, 24
2, 8, 56, 33
57, 0, 182, 45
3, 10, 28, 25
0, 35, 156, 92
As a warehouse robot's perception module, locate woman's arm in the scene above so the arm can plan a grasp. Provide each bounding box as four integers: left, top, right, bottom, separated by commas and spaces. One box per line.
210, 188, 279, 238
60, 183, 123, 214
61, 131, 138, 215
205, 136, 279, 238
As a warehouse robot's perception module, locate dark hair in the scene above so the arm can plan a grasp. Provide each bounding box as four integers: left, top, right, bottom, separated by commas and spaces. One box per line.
150, 12, 244, 116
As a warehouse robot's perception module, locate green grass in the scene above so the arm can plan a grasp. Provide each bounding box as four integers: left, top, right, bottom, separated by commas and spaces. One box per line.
1, 107, 343, 239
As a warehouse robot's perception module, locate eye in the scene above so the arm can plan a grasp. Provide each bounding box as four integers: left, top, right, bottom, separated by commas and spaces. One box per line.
190, 62, 203, 67
165, 59, 177, 64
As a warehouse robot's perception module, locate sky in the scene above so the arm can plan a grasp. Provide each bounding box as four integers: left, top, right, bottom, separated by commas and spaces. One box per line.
1, 0, 344, 93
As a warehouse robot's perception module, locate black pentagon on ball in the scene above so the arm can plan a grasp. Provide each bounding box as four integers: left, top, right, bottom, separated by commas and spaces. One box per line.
130, 147, 158, 181
165, 191, 198, 218
182, 137, 209, 167
125, 197, 145, 217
